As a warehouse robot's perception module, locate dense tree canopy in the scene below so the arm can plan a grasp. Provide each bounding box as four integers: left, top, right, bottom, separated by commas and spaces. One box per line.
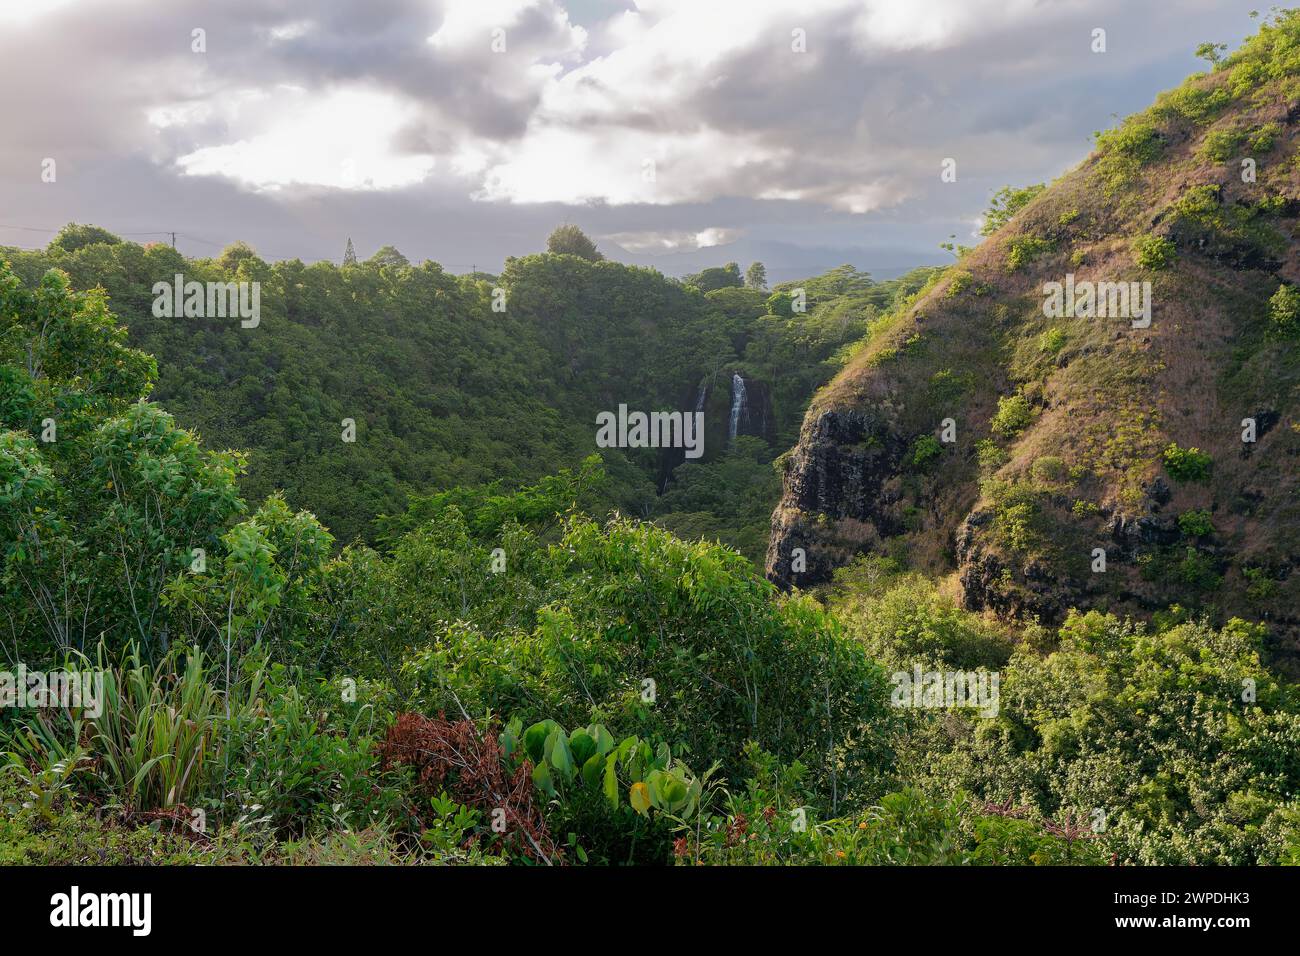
0, 231, 927, 557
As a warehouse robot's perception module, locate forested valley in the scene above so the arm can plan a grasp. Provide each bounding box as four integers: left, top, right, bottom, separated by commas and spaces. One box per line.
5, 14, 1300, 869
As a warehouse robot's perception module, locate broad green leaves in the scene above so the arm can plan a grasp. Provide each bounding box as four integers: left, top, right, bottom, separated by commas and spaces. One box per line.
503, 719, 706, 819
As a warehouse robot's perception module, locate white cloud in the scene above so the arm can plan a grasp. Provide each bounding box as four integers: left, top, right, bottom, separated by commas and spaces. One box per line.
2, 0, 1258, 277
603, 226, 743, 253
130, 0, 1138, 210
463, 0, 1055, 211
474, 125, 787, 205
847, 0, 1055, 52
0, 0, 83, 26
268, 20, 314, 42
427, 0, 587, 59
169, 87, 435, 191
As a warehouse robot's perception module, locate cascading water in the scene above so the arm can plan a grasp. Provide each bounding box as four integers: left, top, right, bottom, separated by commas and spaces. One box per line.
728, 372, 746, 443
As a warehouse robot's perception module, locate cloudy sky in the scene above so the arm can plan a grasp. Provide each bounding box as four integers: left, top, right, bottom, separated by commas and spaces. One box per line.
0, 0, 1263, 281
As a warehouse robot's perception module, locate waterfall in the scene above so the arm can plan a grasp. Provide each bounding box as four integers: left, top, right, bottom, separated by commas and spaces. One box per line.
695, 381, 708, 414
728, 372, 746, 443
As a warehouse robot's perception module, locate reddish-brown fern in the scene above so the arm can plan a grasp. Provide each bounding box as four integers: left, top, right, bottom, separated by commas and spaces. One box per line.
376, 712, 562, 865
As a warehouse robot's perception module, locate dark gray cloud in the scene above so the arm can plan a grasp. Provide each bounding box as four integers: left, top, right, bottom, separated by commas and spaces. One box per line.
0, 0, 1265, 281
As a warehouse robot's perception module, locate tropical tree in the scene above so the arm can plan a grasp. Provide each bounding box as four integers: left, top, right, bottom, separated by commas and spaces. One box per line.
545, 224, 603, 261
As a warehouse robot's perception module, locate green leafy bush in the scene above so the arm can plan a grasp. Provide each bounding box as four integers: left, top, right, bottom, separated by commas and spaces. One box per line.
1038, 328, 1067, 354
1030, 455, 1068, 484
501, 718, 716, 865
830, 565, 1012, 672
991, 394, 1035, 439
390, 513, 897, 811
679, 747, 1106, 866
1005, 236, 1054, 271
1132, 234, 1176, 270
898, 612, 1300, 864
1243, 566, 1279, 602
1268, 283, 1300, 339
1178, 508, 1214, 537
1199, 126, 1246, 161
220, 666, 401, 837
1094, 121, 1163, 191
909, 434, 942, 470
944, 270, 974, 297
1163, 442, 1213, 482
976, 438, 1008, 472
1249, 121, 1282, 153
980, 184, 1045, 236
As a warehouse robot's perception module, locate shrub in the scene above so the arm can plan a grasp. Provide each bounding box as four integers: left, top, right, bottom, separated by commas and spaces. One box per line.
1243, 567, 1279, 602
1038, 328, 1067, 354
1167, 183, 1286, 262
997, 501, 1038, 553
1199, 127, 1246, 161
991, 394, 1035, 439
1178, 508, 1214, 537
901, 612, 1300, 864
976, 438, 1008, 472
392, 516, 897, 811
832, 572, 1012, 672
1268, 283, 1300, 339
1094, 121, 1163, 191
980, 184, 1046, 236
1095, 121, 1163, 163
1005, 236, 1054, 271
500, 718, 715, 865
376, 713, 560, 864
1030, 455, 1068, 484
1249, 122, 1282, 153
1151, 84, 1230, 124
221, 668, 400, 838
1133, 234, 1176, 270
1163, 442, 1213, 482
678, 748, 1105, 866
910, 434, 942, 470
1175, 547, 1223, 591
928, 368, 973, 405
944, 270, 974, 297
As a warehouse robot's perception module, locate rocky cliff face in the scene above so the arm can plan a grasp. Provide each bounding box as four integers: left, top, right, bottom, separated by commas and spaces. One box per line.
766, 49, 1300, 656
766, 407, 906, 587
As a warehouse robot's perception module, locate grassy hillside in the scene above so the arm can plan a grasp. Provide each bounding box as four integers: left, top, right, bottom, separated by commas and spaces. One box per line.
768, 11, 1300, 662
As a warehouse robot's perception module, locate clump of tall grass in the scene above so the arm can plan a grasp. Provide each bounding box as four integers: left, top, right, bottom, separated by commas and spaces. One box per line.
1, 643, 261, 812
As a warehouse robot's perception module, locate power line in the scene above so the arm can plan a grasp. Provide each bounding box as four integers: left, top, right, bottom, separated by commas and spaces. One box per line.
0, 223, 175, 237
